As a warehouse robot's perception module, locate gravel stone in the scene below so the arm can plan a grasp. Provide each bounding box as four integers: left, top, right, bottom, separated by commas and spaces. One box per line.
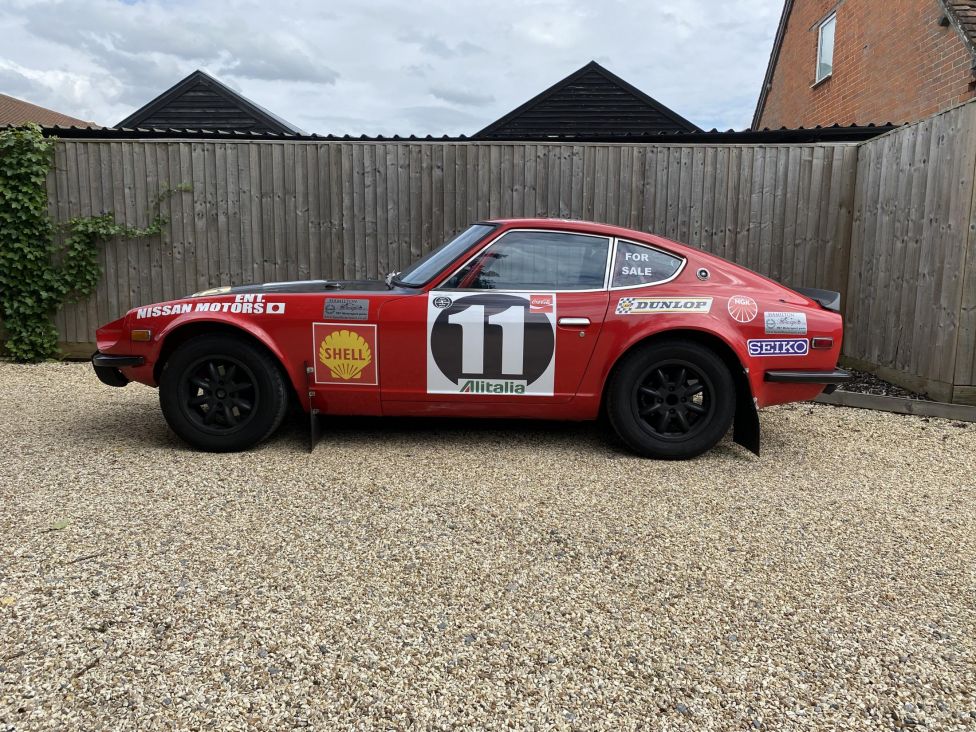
2, 362, 976, 730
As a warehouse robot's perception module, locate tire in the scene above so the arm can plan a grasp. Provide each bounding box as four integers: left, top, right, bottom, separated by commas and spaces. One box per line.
606, 341, 736, 460
158, 334, 288, 452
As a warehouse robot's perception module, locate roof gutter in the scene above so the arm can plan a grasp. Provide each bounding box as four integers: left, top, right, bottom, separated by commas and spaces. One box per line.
938, 0, 976, 62
752, 0, 795, 130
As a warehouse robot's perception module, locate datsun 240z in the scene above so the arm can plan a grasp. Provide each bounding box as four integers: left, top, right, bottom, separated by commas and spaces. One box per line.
91, 219, 851, 459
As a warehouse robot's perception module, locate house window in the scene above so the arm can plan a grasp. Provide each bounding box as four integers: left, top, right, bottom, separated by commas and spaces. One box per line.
817, 14, 836, 83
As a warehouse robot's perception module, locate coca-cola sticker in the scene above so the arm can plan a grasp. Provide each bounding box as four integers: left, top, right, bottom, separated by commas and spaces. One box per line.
727, 295, 758, 324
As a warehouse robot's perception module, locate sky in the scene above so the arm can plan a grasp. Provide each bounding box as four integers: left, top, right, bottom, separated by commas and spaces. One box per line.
0, 0, 784, 135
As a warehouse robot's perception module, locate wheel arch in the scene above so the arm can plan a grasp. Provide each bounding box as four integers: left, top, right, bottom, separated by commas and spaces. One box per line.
601, 328, 760, 456
153, 320, 303, 408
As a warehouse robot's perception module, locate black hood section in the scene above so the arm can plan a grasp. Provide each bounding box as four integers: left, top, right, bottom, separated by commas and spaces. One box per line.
201, 279, 396, 296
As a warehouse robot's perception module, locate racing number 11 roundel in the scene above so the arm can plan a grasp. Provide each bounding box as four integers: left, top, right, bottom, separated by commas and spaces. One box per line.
426, 292, 557, 395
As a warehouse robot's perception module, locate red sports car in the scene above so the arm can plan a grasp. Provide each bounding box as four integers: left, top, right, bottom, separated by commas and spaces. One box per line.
91, 219, 850, 459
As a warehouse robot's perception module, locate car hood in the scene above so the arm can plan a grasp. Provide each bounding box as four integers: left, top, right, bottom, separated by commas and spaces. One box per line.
190, 279, 395, 297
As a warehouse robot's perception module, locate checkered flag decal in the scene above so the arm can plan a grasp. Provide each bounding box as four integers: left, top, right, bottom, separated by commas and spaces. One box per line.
616, 298, 636, 314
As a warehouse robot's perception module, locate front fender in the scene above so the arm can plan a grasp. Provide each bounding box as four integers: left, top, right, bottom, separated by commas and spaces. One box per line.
150, 313, 306, 404
153, 312, 289, 366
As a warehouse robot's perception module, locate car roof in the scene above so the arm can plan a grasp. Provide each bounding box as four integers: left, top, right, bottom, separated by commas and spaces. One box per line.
479, 218, 805, 301
485, 218, 637, 237
483, 218, 698, 257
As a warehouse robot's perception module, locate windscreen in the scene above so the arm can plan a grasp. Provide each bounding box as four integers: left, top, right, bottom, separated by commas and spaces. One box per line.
395, 224, 496, 286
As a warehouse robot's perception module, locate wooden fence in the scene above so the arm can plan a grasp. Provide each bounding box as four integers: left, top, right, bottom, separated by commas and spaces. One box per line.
46, 139, 858, 348
845, 102, 976, 404
40, 111, 976, 405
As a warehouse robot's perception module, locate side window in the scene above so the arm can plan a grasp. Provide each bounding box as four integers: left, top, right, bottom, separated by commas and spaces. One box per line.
442, 231, 610, 291
611, 240, 683, 288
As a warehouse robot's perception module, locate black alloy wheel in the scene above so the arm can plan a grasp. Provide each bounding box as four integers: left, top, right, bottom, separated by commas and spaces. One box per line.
159, 334, 288, 452
180, 356, 258, 434
634, 361, 713, 440
607, 341, 736, 459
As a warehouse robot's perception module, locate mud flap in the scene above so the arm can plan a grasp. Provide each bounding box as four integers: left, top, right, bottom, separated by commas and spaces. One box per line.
305, 361, 322, 453
733, 374, 760, 456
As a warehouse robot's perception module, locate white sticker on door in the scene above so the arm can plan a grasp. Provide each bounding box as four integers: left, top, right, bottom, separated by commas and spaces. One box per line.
426, 292, 556, 395
764, 311, 808, 335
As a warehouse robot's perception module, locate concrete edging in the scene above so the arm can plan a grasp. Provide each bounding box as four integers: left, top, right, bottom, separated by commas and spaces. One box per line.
814, 390, 976, 423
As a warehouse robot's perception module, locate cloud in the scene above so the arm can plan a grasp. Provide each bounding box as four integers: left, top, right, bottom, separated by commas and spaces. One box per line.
0, 0, 784, 135
221, 54, 338, 85
430, 87, 494, 107
401, 105, 483, 131
402, 33, 488, 59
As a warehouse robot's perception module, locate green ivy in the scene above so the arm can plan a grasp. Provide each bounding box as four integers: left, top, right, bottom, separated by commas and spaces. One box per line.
0, 124, 185, 362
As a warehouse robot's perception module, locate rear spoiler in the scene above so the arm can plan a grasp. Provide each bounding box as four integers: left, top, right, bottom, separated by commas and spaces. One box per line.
794, 287, 841, 313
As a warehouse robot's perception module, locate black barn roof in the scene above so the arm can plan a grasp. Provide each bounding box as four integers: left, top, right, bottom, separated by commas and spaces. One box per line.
38, 123, 897, 145
116, 70, 302, 134
474, 61, 700, 140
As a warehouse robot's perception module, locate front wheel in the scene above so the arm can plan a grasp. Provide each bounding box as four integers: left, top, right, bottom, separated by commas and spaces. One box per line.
606, 341, 736, 459
159, 334, 288, 452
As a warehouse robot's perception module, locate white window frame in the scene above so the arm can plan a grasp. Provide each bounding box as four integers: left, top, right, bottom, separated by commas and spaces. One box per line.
816, 13, 836, 84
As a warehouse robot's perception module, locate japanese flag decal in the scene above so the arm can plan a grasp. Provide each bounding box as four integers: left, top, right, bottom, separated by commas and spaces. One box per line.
426, 292, 557, 395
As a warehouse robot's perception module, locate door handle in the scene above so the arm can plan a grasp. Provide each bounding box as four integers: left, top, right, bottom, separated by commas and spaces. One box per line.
558, 317, 591, 327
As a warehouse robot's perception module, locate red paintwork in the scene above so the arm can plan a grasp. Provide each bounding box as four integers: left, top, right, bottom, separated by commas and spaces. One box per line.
95, 219, 844, 419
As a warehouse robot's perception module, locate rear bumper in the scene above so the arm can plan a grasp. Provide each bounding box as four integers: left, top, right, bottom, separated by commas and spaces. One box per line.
91, 352, 145, 387
764, 368, 852, 394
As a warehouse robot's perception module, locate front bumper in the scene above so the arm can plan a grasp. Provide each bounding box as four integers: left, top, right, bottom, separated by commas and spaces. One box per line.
764, 368, 852, 394
91, 352, 145, 387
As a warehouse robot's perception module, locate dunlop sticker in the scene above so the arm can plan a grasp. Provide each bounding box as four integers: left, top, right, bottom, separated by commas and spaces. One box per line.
615, 297, 713, 315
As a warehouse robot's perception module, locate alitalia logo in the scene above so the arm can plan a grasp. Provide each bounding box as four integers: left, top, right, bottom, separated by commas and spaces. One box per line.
459, 379, 528, 394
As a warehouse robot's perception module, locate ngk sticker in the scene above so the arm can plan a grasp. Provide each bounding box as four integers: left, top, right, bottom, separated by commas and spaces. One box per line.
727, 295, 758, 324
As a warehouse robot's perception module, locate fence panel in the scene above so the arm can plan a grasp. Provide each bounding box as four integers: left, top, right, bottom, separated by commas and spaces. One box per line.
47, 139, 859, 345
845, 103, 976, 401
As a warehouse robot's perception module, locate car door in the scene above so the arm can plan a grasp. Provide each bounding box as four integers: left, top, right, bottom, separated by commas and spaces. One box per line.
378, 229, 611, 408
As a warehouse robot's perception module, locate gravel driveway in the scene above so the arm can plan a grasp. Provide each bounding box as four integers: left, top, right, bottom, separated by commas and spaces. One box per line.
1, 362, 975, 731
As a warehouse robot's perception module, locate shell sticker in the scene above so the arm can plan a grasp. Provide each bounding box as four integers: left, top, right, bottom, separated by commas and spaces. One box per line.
312, 323, 378, 385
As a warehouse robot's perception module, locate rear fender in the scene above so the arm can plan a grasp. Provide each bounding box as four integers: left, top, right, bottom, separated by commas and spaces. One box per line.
602, 325, 759, 456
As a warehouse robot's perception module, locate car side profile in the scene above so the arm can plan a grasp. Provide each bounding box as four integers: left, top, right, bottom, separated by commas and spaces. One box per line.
91, 219, 850, 459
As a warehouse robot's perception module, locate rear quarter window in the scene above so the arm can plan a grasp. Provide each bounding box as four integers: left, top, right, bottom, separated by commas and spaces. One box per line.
611, 240, 684, 288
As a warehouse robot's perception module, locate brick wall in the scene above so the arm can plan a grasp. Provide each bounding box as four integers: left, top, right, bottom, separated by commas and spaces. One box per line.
757, 0, 976, 128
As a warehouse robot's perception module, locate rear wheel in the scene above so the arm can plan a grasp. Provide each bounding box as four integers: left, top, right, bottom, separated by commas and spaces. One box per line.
159, 334, 288, 452
607, 341, 735, 459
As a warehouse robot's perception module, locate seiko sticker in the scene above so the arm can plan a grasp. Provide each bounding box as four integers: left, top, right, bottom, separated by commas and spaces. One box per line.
747, 339, 810, 357
728, 295, 758, 323
312, 323, 378, 385
616, 297, 712, 315
426, 291, 556, 396
323, 297, 369, 321
135, 294, 285, 319
764, 311, 807, 335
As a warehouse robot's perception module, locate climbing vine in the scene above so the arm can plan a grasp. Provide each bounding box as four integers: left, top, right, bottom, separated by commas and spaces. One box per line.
0, 124, 185, 361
